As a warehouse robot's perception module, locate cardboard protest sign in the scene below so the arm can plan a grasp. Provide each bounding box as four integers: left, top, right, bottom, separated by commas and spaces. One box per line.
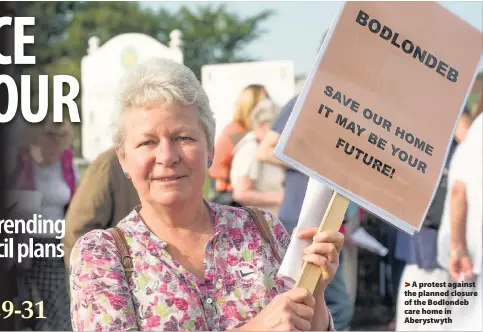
274, 1, 482, 234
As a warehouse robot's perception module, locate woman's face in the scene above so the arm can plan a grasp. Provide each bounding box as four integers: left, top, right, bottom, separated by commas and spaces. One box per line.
118, 100, 211, 207
33, 129, 71, 165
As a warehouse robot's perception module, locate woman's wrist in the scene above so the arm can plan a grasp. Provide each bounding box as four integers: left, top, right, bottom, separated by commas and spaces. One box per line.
450, 247, 469, 257
313, 282, 332, 330
313, 292, 333, 331
271, 191, 284, 205
451, 242, 469, 256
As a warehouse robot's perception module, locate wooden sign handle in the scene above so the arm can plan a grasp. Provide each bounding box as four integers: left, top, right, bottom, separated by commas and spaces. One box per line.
295, 191, 350, 294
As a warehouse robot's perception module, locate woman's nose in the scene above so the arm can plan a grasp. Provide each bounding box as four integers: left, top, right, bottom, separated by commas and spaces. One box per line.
155, 140, 180, 165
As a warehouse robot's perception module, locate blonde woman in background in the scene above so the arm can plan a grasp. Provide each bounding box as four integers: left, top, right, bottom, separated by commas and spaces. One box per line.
230, 98, 285, 216
208, 84, 269, 205
9, 113, 79, 330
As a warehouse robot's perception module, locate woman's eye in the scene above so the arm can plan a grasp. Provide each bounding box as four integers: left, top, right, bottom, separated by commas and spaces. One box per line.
175, 136, 193, 142
139, 140, 155, 147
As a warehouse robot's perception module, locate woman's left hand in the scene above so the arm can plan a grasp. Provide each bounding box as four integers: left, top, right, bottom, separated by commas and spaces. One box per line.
297, 228, 344, 296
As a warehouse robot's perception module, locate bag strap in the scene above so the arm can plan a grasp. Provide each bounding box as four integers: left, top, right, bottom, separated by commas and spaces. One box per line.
107, 227, 134, 283
241, 206, 282, 264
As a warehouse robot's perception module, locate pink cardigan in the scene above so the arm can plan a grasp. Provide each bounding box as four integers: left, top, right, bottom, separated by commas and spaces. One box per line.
12, 147, 77, 199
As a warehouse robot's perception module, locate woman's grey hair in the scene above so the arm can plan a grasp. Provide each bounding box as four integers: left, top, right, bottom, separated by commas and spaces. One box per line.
251, 98, 280, 128
113, 58, 216, 151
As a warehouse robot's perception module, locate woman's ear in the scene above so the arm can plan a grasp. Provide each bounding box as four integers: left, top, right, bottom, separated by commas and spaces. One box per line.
208, 148, 214, 165
115, 146, 127, 174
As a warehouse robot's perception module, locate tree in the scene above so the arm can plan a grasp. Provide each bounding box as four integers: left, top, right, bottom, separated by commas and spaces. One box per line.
13, 2, 81, 75
11, 2, 274, 156
11, 2, 85, 152
16, 1, 162, 106
155, 4, 274, 78
62, 2, 273, 78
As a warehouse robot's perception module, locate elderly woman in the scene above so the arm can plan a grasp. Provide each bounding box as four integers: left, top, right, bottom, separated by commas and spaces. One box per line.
70, 58, 343, 331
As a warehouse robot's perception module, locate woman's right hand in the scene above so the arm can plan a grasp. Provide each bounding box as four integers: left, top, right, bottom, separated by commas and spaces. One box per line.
449, 253, 473, 281
240, 287, 315, 331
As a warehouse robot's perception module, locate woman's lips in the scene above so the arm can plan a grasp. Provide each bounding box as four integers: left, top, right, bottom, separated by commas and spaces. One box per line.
152, 175, 186, 182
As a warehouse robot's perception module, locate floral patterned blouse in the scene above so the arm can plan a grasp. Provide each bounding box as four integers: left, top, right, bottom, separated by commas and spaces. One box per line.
70, 201, 334, 331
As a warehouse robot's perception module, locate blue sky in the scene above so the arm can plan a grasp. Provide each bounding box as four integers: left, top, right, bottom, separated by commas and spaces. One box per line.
144, 1, 483, 76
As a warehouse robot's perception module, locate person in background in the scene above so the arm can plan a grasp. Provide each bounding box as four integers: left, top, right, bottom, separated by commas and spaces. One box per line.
394, 107, 474, 331
341, 203, 363, 307
69, 58, 342, 331
437, 95, 482, 331
208, 84, 269, 206
0, 4, 16, 329
230, 98, 285, 216
256, 29, 328, 236
257, 95, 354, 330
63, 147, 140, 268
9, 113, 79, 331
256, 96, 299, 234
